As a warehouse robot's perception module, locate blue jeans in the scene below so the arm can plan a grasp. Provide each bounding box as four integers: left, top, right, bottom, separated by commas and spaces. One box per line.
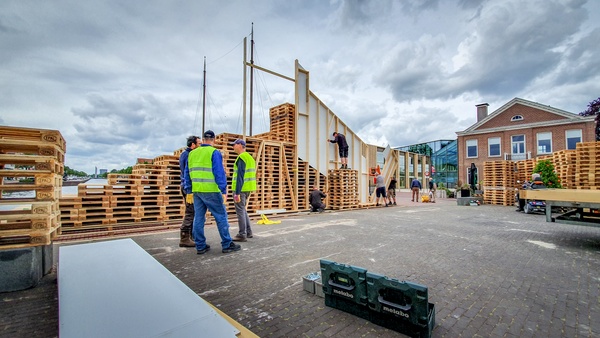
192, 193, 233, 250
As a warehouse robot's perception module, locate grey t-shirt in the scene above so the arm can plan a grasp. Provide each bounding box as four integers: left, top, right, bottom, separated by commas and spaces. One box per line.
376, 175, 385, 188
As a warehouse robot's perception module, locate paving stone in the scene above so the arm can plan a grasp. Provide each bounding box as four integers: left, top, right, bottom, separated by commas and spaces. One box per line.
1, 193, 599, 337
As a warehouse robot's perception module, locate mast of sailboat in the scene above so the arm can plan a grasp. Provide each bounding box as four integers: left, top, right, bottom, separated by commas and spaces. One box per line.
243, 37, 247, 139
249, 23, 254, 136
202, 56, 207, 136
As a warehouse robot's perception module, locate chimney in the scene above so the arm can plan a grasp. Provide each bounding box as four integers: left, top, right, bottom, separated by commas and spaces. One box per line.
476, 103, 489, 122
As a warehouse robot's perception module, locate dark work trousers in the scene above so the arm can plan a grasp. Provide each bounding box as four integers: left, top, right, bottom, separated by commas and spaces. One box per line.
234, 192, 253, 236
180, 187, 194, 232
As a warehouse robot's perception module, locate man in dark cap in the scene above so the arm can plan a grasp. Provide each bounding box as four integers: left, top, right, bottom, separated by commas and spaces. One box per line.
327, 132, 349, 169
230, 138, 257, 242
178, 135, 200, 247
187, 130, 241, 254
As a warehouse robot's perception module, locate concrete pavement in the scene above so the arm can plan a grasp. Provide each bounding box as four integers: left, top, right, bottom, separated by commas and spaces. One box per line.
1, 192, 599, 337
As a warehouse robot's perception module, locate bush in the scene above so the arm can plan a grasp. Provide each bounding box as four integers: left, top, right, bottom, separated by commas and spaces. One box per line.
532, 160, 562, 188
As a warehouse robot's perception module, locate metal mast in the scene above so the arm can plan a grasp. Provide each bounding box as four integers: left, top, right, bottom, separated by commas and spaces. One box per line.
202, 56, 206, 136
249, 23, 255, 136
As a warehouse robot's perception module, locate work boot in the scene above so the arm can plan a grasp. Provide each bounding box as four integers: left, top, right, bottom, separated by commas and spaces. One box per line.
222, 242, 241, 253
179, 231, 195, 247
232, 234, 247, 242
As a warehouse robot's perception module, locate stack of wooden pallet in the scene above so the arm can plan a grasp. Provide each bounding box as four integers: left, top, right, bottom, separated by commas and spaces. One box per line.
483, 141, 600, 206
552, 149, 576, 189
0, 126, 65, 249
482, 161, 516, 206
575, 141, 600, 189
254, 103, 296, 143
327, 169, 359, 210
59, 154, 184, 235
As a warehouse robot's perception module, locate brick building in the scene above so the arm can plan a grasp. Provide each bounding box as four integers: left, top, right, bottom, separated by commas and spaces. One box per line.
456, 97, 596, 186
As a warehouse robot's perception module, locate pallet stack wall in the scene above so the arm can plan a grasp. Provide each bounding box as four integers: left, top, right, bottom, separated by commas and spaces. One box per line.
56, 102, 367, 236
327, 169, 359, 210
0, 126, 65, 249
482, 161, 516, 206
575, 141, 600, 189
552, 149, 576, 188
483, 141, 599, 206
59, 154, 183, 236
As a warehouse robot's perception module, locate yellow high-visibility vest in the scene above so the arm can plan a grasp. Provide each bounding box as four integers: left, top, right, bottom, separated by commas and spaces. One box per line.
232, 152, 257, 192
188, 146, 220, 193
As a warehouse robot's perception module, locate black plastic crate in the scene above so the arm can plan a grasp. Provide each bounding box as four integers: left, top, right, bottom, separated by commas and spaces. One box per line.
366, 272, 430, 327
320, 259, 369, 319
368, 303, 435, 338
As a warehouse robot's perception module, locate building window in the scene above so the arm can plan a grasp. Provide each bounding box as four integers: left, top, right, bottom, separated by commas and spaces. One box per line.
511, 115, 524, 121
466, 139, 477, 158
536, 132, 552, 154
488, 137, 501, 157
511, 135, 525, 160
566, 129, 582, 150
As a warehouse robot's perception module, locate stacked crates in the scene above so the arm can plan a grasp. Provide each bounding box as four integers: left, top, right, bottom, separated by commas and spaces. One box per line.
0, 126, 65, 248
59, 153, 184, 235
482, 161, 516, 206
553, 149, 576, 188
327, 169, 359, 210
320, 260, 435, 337
575, 141, 600, 189
0, 126, 65, 291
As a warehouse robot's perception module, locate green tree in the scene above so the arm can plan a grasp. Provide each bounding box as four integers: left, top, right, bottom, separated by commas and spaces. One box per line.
532, 160, 562, 188
64, 166, 88, 177
579, 96, 600, 141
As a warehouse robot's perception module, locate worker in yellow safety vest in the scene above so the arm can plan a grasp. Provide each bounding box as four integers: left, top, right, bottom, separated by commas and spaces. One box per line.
230, 139, 257, 242
187, 130, 241, 254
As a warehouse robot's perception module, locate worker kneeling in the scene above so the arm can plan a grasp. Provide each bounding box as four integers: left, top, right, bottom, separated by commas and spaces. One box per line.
309, 186, 326, 213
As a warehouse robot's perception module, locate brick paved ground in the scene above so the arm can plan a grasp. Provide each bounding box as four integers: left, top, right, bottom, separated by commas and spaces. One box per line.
1, 192, 599, 337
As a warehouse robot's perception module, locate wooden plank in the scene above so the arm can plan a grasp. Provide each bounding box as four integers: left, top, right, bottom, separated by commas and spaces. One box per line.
520, 189, 600, 203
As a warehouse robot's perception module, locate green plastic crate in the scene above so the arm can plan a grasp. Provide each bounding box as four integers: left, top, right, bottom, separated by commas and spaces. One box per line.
320, 259, 369, 319
366, 272, 430, 327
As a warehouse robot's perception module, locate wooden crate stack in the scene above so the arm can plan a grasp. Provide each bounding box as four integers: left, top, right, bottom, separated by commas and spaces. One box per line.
575, 141, 600, 189
0, 126, 65, 249
254, 103, 296, 143
297, 160, 327, 210
552, 149, 576, 188
482, 161, 516, 206
327, 169, 359, 210
59, 154, 184, 235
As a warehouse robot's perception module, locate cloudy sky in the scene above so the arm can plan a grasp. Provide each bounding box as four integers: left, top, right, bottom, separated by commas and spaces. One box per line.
2, 0, 599, 174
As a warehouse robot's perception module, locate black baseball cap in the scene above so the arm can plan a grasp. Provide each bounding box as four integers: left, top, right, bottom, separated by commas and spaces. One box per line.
203, 130, 215, 139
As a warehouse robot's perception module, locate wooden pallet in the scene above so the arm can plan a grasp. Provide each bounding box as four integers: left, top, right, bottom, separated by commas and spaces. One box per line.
0, 227, 59, 250
0, 138, 65, 163
0, 154, 64, 174
0, 126, 66, 151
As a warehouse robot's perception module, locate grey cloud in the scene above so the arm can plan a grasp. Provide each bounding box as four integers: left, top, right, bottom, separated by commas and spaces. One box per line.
375, 0, 590, 103
72, 92, 194, 146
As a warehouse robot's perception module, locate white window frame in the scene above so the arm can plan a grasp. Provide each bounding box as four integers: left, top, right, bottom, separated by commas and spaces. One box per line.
488, 137, 501, 157
511, 115, 524, 121
536, 132, 552, 155
565, 129, 582, 150
466, 139, 478, 158
511, 135, 526, 159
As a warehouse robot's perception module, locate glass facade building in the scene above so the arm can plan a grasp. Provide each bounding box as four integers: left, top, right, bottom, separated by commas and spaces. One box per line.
396, 140, 458, 188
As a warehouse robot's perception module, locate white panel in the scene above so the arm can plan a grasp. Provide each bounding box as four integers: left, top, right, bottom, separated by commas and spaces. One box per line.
59, 239, 238, 338
298, 114, 308, 161
297, 71, 307, 114
318, 101, 328, 174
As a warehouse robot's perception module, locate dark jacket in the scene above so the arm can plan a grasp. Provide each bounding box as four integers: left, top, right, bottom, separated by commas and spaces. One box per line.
179, 147, 192, 194
411, 179, 422, 189
329, 133, 348, 148
309, 189, 326, 206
